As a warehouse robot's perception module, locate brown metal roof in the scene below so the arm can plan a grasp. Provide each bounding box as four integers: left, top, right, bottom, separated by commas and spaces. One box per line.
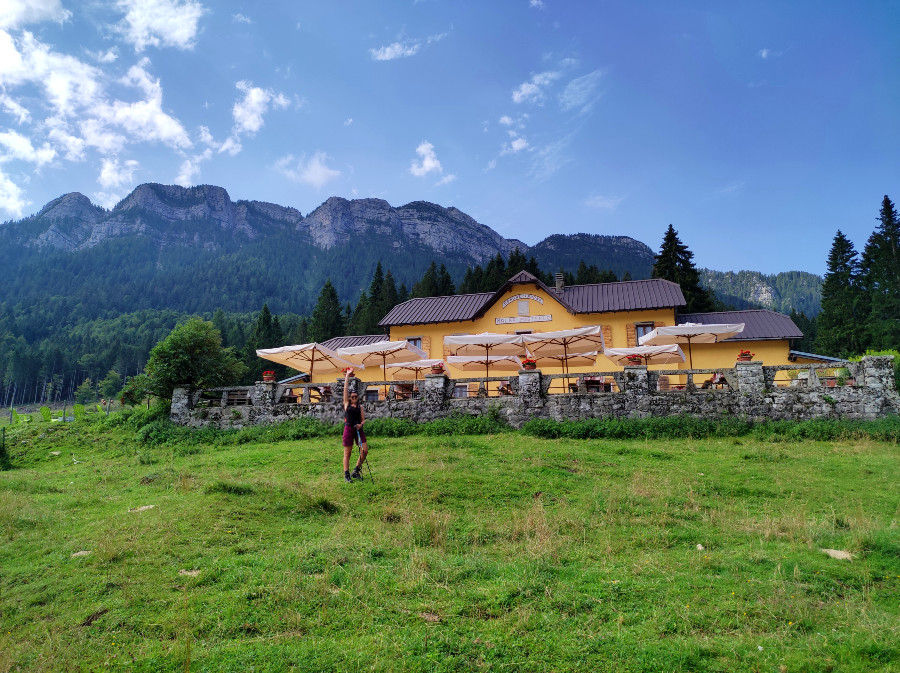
379, 274, 687, 327
377, 293, 491, 327
677, 310, 803, 341
322, 334, 389, 349
562, 279, 685, 312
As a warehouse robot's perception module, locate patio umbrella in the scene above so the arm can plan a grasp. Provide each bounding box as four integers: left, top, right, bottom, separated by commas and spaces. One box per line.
443, 333, 528, 378
388, 359, 445, 380
603, 345, 686, 367
446, 354, 524, 371
337, 340, 428, 397
638, 323, 744, 369
521, 326, 606, 387
256, 343, 359, 379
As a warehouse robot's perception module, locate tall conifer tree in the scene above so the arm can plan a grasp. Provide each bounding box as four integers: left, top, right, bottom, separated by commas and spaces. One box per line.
308, 280, 346, 342
651, 224, 715, 313
815, 230, 864, 356
860, 195, 900, 349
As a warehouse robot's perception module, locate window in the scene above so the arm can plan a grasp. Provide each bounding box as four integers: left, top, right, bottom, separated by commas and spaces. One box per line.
515, 329, 532, 335
635, 323, 654, 341
452, 384, 469, 398
406, 337, 422, 349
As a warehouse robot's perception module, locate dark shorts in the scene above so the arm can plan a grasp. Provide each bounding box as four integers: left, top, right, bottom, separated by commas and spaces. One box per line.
343, 425, 367, 448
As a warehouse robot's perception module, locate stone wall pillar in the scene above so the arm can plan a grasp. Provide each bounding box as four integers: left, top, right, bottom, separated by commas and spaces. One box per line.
423, 373, 449, 407
860, 355, 897, 391
253, 381, 276, 408
734, 361, 765, 394
517, 369, 543, 406
171, 386, 191, 421
621, 365, 649, 393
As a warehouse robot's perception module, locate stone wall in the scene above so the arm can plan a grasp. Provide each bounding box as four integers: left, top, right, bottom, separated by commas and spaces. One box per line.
170, 356, 900, 430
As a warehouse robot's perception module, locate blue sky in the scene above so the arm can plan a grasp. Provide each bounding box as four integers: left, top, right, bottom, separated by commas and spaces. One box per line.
1, 1, 898, 275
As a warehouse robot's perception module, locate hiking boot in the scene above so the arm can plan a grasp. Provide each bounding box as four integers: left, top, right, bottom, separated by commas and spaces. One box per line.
344, 471, 353, 483
351, 466, 363, 481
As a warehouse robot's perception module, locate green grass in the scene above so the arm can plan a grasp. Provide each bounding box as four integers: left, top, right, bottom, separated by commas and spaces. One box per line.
1, 417, 899, 671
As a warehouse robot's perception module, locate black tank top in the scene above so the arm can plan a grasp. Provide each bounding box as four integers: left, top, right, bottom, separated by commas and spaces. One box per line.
345, 403, 362, 427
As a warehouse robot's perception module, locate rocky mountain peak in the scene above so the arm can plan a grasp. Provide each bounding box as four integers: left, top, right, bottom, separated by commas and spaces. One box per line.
34, 192, 104, 223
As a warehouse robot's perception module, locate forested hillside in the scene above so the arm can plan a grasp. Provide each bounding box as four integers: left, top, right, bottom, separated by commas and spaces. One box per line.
700, 269, 823, 316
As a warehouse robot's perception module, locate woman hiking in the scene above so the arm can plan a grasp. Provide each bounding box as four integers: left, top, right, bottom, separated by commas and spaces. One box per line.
341, 368, 369, 482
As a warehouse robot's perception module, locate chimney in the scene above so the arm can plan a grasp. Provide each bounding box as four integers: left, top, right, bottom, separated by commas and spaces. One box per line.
555, 273, 564, 293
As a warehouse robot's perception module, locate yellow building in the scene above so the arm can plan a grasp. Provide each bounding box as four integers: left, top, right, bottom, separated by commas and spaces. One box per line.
316, 271, 803, 389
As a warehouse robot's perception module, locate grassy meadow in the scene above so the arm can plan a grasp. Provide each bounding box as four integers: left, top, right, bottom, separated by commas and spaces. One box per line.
1, 414, 899, 672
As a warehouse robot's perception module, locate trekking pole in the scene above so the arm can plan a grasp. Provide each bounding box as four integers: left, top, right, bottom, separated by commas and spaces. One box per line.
357, 429, 374, 482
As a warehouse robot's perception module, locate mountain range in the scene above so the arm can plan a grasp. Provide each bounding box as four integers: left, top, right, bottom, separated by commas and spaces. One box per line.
0, 182, 820, 318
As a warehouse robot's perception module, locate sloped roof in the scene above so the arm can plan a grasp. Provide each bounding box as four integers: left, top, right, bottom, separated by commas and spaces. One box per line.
677, 310, 803, 341
379, 274, 686, 327
322, 334, 389, 350
562, 279, 685, 313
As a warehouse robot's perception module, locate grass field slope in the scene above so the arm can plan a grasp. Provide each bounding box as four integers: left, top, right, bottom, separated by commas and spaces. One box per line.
1, 413, 899, 672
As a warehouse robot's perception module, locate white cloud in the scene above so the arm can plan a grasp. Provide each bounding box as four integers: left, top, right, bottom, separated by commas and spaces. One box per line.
45, 117, 86, 160
98, 156, 139, 189
584, 194, 624, 211
370, 41, 420, 61
0, 129, 55, 166
435, 173, 456, 186
274, 151, 341, 190
501, 136, 529, 155
528, 133, 574, 181
715, 180, 746, 195
409, 141, 442, 177
79, 118, 127, 154
758, 48, 770, 59
485, 159, 496, 171
233, 13, 252, 24
117, 0, 207, 52
92, 191, 123, 209
0, 31, 104, 117
218, 136, 241, 156
559, 69, 603, 112
344, 118, 353, 126
231, 80, 289, 136
512, 71, 561, 104
175, 147, 211, 185
0, 0, 71, 30
499, 115, 514, 126
529, 0, 545, 7
92, 59, 191, 149
370, 30, 448, 61
0, 166, 28, 216
0, 93, 30, 124
88, 47, 119, 64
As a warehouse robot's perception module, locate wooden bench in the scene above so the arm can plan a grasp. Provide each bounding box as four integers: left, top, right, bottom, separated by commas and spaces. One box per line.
224, 389, 251, 406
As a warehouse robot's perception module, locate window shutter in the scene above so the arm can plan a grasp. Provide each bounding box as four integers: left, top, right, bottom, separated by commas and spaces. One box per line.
626, 323, 637, 347
421, 336, 431, 357
602, 325, 613, 349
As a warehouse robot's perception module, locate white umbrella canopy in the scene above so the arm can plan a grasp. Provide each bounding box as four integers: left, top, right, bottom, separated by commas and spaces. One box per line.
603, 345, 686, 367
529, 351, 600, 369
638, 323, 745, 369
256, 343, 359, 379
446, 355, 523, 372
388, 359, 445, 380
443, 333, 528, 357
520, 326, 606, 386
520, 326, 606, 358
338, 340, 428, 395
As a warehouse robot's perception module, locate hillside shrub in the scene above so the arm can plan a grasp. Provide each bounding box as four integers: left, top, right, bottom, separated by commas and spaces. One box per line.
522, 415, 899, 443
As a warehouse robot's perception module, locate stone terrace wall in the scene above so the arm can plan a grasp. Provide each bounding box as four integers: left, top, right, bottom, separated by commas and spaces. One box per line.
170, 356, 900, 430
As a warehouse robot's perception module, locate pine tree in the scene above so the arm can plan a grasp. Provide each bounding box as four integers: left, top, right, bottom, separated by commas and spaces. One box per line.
860, 195, 900, 349
436, 264, 455, 296
651, 224, 715, 313
308, 280, 346, 342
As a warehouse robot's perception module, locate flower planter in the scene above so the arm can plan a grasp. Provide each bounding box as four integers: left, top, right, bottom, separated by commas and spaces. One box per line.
736, 357, 753, 363
430, 368, 444, 375
262, 376, 276, 382
522, 364, 536, 370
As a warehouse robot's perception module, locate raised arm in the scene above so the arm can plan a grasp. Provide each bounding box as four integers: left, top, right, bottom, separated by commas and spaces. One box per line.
343, 369, 352, 408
